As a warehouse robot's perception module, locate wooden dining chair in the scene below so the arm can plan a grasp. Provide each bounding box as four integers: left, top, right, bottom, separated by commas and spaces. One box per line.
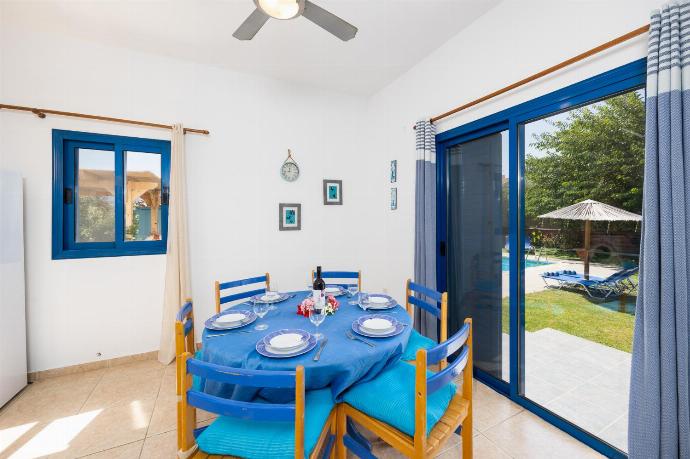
175, 299, 201, 450
401, 279, 448, 365
178, 354, 337, 459
337, 319, 473, 459
214, 273, 271, 314
310, 270, 361, 290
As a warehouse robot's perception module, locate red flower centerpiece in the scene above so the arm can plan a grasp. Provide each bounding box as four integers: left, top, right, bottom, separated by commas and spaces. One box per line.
298, 295, 340, 317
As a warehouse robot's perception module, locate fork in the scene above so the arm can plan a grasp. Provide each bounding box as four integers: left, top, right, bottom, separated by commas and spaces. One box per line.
346, 331, 375, 347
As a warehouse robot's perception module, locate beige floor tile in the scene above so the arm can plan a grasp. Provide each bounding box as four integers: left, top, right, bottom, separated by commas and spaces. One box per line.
140, 430, 177, 459
472, 382, 523, 432
77, 440, 143, 458
146, 396, 177, 437
484, 411, 604, 459
82, 371, 163, 411
0, 391, 87, 429
22, 370, 105, 403
65, 398, 155, 457
158, 374, 176, 398
436, 433, 512, 459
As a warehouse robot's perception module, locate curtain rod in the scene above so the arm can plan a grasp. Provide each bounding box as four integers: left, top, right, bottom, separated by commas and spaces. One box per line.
0, 103, 210, 135
414, 24, 650, 129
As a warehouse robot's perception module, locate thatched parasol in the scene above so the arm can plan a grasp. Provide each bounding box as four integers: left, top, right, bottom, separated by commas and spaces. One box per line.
538, 199, 641, 279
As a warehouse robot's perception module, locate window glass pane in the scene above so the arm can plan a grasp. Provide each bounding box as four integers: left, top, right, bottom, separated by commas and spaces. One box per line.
125, 151, 162, 241
76, 148, 115, 243
447, 130, 509, 382
521, 88, 644, 452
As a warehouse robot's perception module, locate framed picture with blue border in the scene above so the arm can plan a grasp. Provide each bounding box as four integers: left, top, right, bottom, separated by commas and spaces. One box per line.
391, 187, 397, 210
390, 160, 397, 183
279, 203, 301, 231
323, 179, 342, 205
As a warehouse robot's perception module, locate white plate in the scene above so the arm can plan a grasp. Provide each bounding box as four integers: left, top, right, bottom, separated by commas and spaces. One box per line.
324, 287, 341, 294
214, 313, 246, 325
261, 293, 281, 302
269, 333, 305, 350
360, 325, 396, 335
266, 340, 309, 355
361, 318, 393, 331
368, 296, 389, 304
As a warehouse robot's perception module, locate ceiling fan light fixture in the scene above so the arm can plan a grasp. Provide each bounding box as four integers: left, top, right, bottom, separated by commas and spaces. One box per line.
255, 0, 302, 20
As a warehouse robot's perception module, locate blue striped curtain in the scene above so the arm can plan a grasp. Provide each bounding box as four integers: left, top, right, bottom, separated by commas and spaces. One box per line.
629, 3, 690, 457
414, 120, 438, 340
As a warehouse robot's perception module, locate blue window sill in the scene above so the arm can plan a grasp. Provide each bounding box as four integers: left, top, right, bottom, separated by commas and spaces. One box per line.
52, 245, 166, 260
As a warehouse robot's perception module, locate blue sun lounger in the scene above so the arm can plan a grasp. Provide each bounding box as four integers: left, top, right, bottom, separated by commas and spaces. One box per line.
540, 267, 638, 298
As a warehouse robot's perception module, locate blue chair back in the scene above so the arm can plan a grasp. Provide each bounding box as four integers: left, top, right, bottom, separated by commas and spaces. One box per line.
175, 299, 195, 360
406, 280, 448, 354
215, 273, 270, 313
311, 270, 361, 290
178, 354, 307, 457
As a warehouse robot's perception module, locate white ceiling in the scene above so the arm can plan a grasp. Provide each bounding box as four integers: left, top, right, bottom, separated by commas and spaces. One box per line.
2, 0, 499, 96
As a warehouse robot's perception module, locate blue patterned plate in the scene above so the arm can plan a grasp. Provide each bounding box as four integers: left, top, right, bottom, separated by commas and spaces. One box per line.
352, 314, 404, 338
204, 309, 256, 331
359, 293, 397, 310
256, 332, 317, 358
251, 292, 291, 304
262, 329, 311, 349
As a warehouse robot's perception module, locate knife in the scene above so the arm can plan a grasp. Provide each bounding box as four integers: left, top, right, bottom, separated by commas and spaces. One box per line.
313, 337, 328, 361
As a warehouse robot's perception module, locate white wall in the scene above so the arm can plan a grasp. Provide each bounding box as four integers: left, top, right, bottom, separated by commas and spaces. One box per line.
366, 0, 658, 303
0, 22, 386, 372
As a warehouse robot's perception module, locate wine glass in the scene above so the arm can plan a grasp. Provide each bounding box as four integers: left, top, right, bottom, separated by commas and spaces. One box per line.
358, 293, 369, 311
309, 307, 326, 340
348, 284, 359, 305
265, 290, 279, 312
252, 300, 269, 331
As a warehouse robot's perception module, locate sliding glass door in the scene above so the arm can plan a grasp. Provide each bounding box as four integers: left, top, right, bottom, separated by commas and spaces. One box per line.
519, 88, 644, 453
436, 60, 646, 458
446, 130, 509, 382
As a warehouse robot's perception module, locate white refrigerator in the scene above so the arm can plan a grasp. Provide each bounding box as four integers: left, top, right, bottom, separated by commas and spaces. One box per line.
0, 170, 27, 406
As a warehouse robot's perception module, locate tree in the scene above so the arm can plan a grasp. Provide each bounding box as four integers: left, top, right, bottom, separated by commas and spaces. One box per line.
78, 196, 114, 242
525, 91, 645, 224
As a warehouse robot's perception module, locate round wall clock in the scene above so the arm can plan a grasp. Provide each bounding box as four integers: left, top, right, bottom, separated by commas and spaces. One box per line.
280, 149, 300, 182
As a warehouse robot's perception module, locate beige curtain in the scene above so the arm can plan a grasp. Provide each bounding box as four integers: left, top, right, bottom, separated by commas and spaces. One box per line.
158, 124, 191, 364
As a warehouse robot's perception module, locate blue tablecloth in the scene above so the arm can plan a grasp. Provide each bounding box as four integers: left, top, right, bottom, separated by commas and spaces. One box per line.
201, 291, 411, 403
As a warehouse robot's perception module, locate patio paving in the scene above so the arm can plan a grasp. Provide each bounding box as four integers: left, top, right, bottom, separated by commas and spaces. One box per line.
501, 328, 631, 452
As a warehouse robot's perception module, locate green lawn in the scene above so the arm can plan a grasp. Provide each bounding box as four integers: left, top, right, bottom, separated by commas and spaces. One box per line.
501, 290, 635, 352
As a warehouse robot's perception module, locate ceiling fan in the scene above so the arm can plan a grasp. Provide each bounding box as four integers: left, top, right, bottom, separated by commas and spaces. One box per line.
233, 0, 358, 41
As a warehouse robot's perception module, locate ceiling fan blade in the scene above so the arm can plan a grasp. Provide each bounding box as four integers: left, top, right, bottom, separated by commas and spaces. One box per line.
233, 8, 270, 40
301, 0, 357, 41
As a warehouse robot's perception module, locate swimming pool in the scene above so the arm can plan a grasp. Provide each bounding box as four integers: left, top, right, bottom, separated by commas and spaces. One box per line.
501, 256, 552, 271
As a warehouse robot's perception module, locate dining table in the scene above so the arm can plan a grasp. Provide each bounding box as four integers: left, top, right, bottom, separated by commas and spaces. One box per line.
200, 290, 412, 404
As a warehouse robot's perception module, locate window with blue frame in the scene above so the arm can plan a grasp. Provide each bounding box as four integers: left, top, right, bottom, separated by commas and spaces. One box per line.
52, 130, 171, 259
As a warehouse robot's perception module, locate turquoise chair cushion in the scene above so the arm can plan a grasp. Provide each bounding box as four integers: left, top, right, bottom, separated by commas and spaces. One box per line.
401, 329, 437, 361
192, 350, 204, 392
196, 388, 335, 458
342, 361, 456, 437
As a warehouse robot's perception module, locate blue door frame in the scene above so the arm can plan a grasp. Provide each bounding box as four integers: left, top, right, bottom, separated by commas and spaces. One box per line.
436, 58, 646, 459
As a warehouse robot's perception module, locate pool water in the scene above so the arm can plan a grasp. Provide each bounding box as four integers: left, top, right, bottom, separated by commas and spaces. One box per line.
501, 256, 552, 272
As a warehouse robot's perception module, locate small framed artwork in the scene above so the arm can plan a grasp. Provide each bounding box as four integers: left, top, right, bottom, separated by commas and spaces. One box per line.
323, 179, 343, 205
279, 203, 301, 231
390, 160, 397, 183
390, 187, 397, 210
